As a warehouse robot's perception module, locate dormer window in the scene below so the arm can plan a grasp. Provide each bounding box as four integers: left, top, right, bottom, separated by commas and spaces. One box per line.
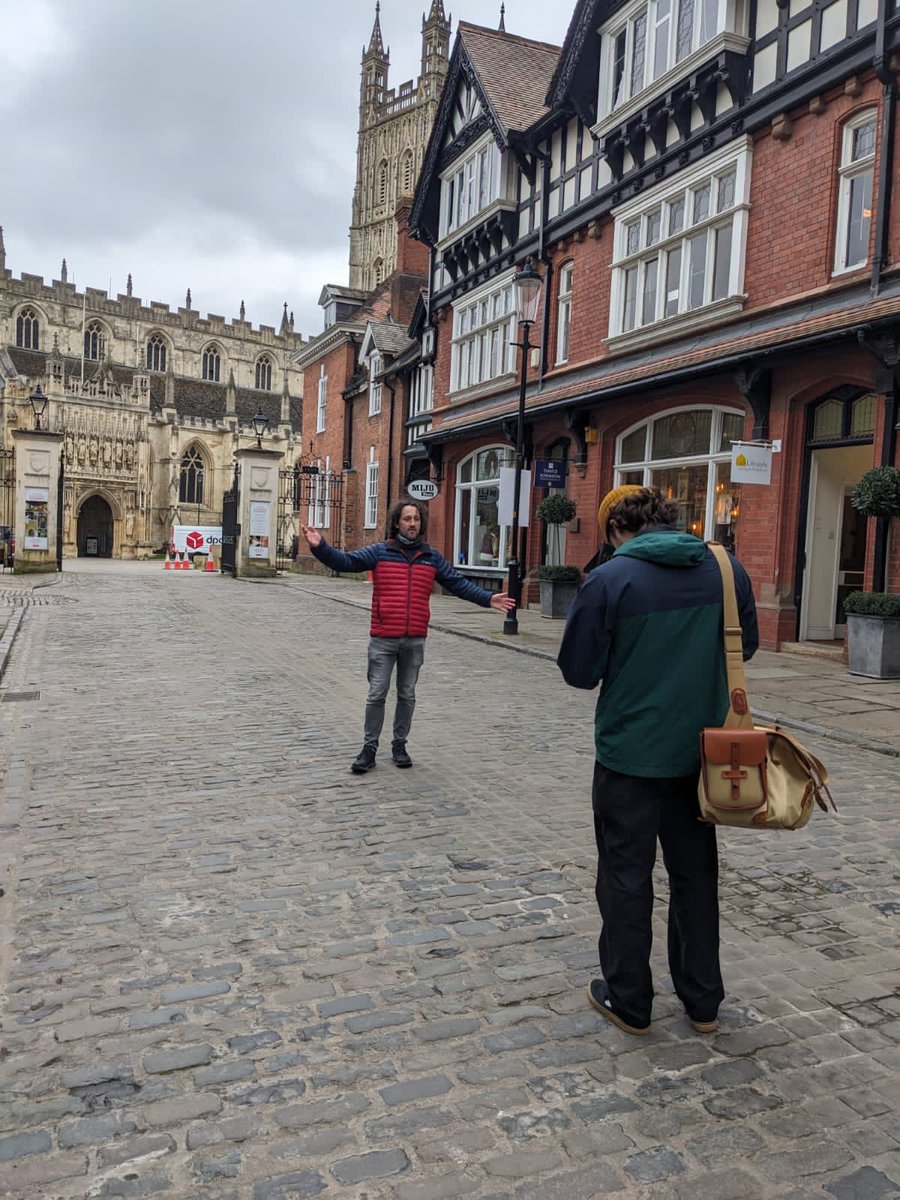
440, 135, 502, 239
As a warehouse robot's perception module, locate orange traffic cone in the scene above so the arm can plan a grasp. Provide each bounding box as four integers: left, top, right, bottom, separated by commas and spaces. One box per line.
177, 551, 188, 570
204, 548, 216, 573
163, 548, 172, 570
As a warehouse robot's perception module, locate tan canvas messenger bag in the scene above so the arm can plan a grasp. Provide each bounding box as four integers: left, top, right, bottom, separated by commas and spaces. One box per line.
698, 544, 836, 830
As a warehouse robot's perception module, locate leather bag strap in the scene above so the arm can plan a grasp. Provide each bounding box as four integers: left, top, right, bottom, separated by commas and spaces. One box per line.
708, 542, 754, 730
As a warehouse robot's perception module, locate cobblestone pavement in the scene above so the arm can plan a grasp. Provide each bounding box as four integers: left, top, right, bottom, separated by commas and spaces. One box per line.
0, 564, 899, 1200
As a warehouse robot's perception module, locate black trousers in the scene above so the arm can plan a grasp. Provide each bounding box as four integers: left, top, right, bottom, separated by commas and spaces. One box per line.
592, 761, 724, 1027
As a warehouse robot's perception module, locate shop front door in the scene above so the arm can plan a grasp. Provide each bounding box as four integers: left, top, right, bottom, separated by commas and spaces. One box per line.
77, 495, 114, 558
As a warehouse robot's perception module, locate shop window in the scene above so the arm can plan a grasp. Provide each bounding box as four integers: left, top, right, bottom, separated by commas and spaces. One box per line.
455, 445, 515, 569
834, 110, 876, 275
614, 406, 744, 548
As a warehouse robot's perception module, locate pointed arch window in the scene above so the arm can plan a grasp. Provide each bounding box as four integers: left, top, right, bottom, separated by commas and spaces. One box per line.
378, 160, 389, 209
146, 334, 167, 372
255, 355, 272, 391
401, 150, 415, 195
372, 258, 384, 287
202, 344, 221, 382
84, 321, 105, 361
179, 446, 205, 505
16, 307, 40, 350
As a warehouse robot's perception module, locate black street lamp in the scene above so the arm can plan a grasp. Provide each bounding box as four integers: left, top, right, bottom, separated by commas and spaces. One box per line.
503, 257, 543, 636
251, 407, 269, 449
29, 385, 48, 431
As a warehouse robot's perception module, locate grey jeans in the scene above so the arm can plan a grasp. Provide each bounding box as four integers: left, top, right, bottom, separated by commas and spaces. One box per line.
364, 636, 426, 747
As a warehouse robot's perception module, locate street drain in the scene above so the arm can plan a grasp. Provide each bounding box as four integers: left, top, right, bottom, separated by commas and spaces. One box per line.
1, 691, 40, 703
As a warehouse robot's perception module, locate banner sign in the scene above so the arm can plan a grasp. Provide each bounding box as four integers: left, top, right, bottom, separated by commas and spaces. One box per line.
248, 501, 271, 560
534, 459, 567, 488
498, 467, 532, 528
730, 443, 772, 486
172, 524, 222, 553
24, 487, 49, 550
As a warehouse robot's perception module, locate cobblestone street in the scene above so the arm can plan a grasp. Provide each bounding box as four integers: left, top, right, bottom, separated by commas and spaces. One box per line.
1, 564, 899, 1200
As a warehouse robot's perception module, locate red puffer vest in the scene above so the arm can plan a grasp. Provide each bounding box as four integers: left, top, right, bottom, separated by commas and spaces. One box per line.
371, 544, 436, 637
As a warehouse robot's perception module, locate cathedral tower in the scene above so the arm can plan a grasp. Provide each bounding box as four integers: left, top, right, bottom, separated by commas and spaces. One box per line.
349, 1, 450, 291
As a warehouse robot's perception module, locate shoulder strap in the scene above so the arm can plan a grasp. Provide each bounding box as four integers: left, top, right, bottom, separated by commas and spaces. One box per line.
708, 542, 754, 730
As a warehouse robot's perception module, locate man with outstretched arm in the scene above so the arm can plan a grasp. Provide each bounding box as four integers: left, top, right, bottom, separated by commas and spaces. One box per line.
301, 497, 515, 773
558, 485, 758, 1037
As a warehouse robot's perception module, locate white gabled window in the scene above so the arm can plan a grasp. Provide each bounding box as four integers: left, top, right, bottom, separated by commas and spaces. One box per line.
316, 366, 327, 433
369, 352, 383, 416
600, 0, 727, 118
609, 139, 751, 339
450, 273, 517, 394
440, 135, 503, 238
364, 448, 379, 530
556, 262, 574, 364
834, 110, 876, 275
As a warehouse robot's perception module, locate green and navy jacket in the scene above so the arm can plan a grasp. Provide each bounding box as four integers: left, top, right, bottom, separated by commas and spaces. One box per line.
558, 528, 758, 777
311, 537, 492, 638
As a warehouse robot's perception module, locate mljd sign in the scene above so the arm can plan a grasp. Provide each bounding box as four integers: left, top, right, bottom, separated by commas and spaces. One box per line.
406, 480, 439, 502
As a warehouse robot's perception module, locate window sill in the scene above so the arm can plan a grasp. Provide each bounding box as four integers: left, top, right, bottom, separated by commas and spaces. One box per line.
592, 32, 751, 143
448, 373, 516, 405
606, 295, 746, 355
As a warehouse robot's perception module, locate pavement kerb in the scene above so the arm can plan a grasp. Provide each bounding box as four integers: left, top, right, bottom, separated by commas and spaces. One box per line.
0, 570, 62, 686
264, 573, 900, 759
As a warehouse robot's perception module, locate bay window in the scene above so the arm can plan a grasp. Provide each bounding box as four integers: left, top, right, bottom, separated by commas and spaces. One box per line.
451, 276, 516, 393
407, 363, 434, 447
610, 141, 750, 340
440, 136, 502, 238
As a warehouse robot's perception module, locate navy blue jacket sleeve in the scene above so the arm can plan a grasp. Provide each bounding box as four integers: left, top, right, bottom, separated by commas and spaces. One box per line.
730, 554, 759, 662
432, 554, 493, 607
311, 539, 381, 573
557, 573, 610, 689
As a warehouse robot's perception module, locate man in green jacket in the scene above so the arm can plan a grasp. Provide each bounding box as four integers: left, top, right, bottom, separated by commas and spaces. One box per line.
558, 485, 758, 1036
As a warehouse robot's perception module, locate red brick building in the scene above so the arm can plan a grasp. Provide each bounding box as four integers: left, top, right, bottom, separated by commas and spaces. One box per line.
406, 4, 900, 649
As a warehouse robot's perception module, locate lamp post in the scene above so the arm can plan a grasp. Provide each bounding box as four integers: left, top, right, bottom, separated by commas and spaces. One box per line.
503, 257, 543, 636
251, 407, 269, 449
29, 386, 48, 431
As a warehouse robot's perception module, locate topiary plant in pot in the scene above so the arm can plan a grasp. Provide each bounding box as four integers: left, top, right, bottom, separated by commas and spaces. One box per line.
843, 467, 900, 677
534, 563, 581, 618
536, 492, 577, 565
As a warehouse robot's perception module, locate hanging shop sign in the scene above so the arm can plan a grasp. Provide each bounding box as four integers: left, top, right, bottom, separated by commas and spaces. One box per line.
406, 480, 439, 502
534, 459, 567, 488
731, 443, 773, 486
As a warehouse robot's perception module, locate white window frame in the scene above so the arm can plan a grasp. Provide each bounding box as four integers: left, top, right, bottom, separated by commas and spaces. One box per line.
834, 109, 877, 275
614, 405, 745, 540
439, 132, 503, 238
307, 455, 332, 531
450, 271, 517, 394
364, 449, 379, 530
454, 444, 515, 572
608, 139, 751, 346
556, 262, 574, 364
407, 363, 434, 447
369, 352, 383, 416
316, 366, 327, 433
596, 0, 746, 131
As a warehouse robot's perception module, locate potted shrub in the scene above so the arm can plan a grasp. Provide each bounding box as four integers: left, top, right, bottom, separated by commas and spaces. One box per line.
536, 492, 577, 564
535, 563, 581, 618
843, 591, 900, 678
850, 465, 900, 519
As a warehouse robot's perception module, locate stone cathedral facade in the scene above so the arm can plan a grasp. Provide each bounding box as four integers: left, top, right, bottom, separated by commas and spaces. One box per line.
348, 1, 451, 291
0, 228, 303, 560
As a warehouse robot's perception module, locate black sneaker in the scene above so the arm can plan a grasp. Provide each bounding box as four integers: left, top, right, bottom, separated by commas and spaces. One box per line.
351, 743, 377, 774
587, 979, 650, 1035
391, 741, 412, 768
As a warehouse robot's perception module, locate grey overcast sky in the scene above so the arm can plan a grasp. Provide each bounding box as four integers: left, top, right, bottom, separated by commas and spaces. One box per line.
0, 1, 569, 341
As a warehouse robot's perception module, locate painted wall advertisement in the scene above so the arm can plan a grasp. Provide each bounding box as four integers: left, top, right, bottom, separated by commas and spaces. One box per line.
248, 501, 271, 560
24, 487, 49, 550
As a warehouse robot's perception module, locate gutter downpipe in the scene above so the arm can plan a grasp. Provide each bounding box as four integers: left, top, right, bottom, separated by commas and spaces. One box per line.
385, 378, 397, 514
871, 0, 896, 299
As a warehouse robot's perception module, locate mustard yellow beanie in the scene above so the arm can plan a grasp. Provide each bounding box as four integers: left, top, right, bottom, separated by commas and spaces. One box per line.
597, 484, 647, 538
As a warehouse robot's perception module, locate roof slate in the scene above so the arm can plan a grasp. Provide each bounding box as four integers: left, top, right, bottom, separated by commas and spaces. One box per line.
458, 22, 561, 135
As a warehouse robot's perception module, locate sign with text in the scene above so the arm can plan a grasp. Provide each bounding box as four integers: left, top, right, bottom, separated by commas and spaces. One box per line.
498, 467, 532, 528
248, 501, 271, 560
731, 443, 772, 486
172, 525, 222, 553
24, 487, 49, 550
534, 459, 567, 488
406, 480, 439, 502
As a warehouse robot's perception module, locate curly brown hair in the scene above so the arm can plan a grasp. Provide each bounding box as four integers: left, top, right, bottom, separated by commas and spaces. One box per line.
388, 497, 429, 539
607, 487, 678, 537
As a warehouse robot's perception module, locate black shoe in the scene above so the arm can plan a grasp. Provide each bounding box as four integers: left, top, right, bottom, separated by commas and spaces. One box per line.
351, 743, 377, 774
587, 979, 650, 1035
391, 741, 412, 768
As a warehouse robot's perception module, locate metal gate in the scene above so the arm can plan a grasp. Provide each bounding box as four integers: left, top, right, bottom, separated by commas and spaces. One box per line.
220, 464, 239, 576
56, 456, 64, 571
0, 448, 14, 572
277, 458, 343, 572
